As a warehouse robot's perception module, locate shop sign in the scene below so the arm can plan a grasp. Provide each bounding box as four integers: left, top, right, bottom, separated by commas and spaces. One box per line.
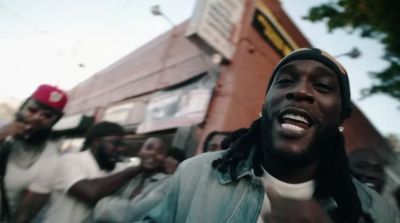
53, 114, 93, 131
252, 0, 298, 56
186, 0, 246, 60
103, 101, 146, 126
137, 73, 217, 133
103, 103, 134, 125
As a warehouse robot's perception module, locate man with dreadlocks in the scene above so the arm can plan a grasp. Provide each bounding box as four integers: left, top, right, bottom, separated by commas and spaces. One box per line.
140, 48, 399, 223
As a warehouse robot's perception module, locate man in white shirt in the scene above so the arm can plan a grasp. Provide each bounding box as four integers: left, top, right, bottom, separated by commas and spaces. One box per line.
0, 84, 68, 223
44, 121, 141, 223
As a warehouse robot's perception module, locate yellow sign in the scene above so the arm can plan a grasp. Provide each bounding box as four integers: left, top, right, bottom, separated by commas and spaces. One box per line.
252, 0, 298, 56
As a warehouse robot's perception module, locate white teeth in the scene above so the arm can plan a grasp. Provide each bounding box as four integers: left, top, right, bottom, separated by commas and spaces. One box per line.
364, 182, 376, 188
144, 158, 154, 163
283, 114, 309, 125
281, 123, 305, 132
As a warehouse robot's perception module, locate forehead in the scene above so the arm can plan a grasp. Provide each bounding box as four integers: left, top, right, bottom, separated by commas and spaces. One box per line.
143, 138, 166, 151
275, 60, 338, 79
100, 135, 123, 140
23, 99, 56, 113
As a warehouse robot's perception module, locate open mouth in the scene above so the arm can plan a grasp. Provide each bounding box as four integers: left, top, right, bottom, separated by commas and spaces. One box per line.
364, 182, 376, 189
110, 154, 122, 162
278, 109, 313, 135
142, 157, 156, 166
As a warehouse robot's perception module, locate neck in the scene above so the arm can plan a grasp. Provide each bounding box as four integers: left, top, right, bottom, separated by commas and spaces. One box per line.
262, 156, 319, 184
142, 169, 161, 178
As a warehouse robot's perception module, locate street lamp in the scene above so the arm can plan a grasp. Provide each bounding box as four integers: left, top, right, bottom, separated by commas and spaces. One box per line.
335, 47, 361, 59
150, 5, 175, 27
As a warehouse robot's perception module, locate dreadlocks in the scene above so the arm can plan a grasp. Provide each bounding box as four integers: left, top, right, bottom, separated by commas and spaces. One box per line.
212, 120, 363, 222
212, 118, 263, 179
213, 48, 365, 221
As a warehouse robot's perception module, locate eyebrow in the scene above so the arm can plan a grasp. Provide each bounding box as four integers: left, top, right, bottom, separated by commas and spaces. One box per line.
277, 63, 299, 73
311, 66, 338, 80
278, 63, 337, 79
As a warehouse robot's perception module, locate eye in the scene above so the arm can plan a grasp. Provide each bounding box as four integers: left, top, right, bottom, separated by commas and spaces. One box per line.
277, 78, 293, 84
27, 107, 38, 114
42, 112, 56, 119
314, 82, 334, 93
274, 75, 294, 86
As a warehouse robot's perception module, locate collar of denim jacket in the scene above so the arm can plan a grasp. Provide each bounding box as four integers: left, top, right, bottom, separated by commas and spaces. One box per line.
217, 146, 259, 185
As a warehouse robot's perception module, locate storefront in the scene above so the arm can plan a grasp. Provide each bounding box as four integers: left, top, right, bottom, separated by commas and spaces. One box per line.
61, 0, 393, 161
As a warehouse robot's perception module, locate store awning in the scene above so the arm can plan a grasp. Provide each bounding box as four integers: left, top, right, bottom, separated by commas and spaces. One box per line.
52, 114, 94, 136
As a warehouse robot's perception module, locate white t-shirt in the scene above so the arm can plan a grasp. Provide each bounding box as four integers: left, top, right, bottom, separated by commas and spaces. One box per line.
257, 167, 316, 223
43, 150, 122, 223
4, 140, 61, 214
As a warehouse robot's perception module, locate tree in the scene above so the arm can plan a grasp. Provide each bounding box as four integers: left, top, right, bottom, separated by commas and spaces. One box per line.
305, 0, 400, 100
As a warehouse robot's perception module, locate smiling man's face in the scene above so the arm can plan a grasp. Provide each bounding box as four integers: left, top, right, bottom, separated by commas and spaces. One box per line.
138, 138, 166, 171
262, 59, 342, 164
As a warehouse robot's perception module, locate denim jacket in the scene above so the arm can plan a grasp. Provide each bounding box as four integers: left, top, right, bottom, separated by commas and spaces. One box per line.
92, 173, 170, 223
140, 150, 399, 223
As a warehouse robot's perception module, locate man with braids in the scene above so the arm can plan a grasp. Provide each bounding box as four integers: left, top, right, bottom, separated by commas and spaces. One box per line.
139, 48, 399, 223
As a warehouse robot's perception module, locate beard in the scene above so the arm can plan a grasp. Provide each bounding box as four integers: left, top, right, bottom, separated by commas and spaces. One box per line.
96, 144, 116, 171
15, 128, 52, 145
260, 114, 338, 171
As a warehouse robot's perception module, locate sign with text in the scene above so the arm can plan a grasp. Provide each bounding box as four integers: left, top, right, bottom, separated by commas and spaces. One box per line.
137, 73, 217, 134
252, 0, 298, 56
186, 0, 246, 60
102, 101, 146, 126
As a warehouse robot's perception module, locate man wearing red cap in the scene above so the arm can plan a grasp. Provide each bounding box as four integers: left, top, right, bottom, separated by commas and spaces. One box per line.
0, 84, 68, 222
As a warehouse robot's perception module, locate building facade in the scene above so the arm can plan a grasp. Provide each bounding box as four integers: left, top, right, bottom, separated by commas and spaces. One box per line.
59, 0, 398, 199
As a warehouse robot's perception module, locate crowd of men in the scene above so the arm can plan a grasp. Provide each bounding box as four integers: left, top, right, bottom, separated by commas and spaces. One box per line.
1, 48, 400, 222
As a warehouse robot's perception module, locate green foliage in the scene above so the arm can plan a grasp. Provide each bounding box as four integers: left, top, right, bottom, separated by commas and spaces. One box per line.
305, 0, 400, 100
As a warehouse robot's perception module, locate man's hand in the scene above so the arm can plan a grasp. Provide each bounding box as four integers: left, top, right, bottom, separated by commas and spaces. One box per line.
13, 191, 49, 223
68, 164, 142, 205
264, 187, 333, 223
125, 165, 143, 178
0, 122, 29, 141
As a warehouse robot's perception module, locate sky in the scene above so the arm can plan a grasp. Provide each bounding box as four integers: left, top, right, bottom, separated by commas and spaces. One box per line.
0, 0, 399, 137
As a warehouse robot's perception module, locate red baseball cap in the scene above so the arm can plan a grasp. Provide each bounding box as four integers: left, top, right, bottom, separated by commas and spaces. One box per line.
30, 84, 68, 112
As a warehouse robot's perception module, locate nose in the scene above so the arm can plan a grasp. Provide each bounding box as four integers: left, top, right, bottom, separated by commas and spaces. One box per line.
286, 81, 315, 104
145, 148, 156, 155
30, 111, 47, 122
116, 143, 127, 153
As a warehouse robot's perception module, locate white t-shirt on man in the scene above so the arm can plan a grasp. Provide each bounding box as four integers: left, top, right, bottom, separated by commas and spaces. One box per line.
257, 167, 316, 223
4, 140, 61, 215
43, 150, 123, 223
